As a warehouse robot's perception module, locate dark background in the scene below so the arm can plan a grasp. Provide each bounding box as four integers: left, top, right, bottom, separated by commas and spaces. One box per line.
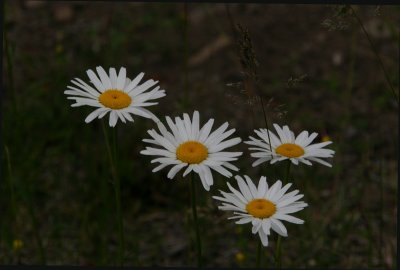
1, 1, 398, 268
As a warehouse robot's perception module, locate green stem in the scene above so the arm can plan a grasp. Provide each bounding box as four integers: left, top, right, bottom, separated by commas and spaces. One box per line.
3, 12, 18, 113
101, 122, 124, 266
190, 173, 202, 267
350, 6, 399, 105
256, 240, 262, 268
284, 160, 291, 185
276, 160, 291, 268
112, 125, 118, 161
275, 235, 282, 269
26, 196, 46, 264
4, 145, 17, 222
183, 2, 189, 109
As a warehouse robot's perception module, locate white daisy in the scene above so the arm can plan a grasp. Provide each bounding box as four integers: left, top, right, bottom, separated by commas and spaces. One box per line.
213, 175, 308, 247
245, 124, 335, 167
64, 66, 166, 127
140, 111, 243, 191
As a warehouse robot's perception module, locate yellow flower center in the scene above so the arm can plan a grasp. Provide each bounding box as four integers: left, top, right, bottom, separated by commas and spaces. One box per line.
98, 89, 132, 110
176, 141, 208, 164
275, 143, 305, 158
246, 199, 276, 219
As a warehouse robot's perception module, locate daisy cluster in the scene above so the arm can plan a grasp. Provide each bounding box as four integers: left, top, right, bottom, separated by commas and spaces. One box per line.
65, 66, 335, 247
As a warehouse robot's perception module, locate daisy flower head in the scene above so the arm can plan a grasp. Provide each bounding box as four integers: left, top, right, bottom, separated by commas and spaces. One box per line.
64, 66, 166, 127
245, 124, 335, 167
140, 111, 243, 191
213, 175, 308, 246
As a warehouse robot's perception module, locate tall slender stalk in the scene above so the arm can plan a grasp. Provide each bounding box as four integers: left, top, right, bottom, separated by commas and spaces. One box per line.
101, 121, 124, 266
283, 160, 291, 185
183, 2, 189, 109
256, 241, 262, 268
276, 160, 291, 268
275, 235, 282, 268
349, 6, 398, 105
4, 145, 17, 222
3, 7, 18, 113
379, 161, 384, 268
26, 190, 46, 265
181, 4, 203, 267
190, 173, 202, 267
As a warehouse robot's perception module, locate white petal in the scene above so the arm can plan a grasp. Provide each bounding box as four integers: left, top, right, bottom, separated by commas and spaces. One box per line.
201, 164, 214, 187
208, 137, 241, 152
85, 107, 107, 123
175, 117, 189, 141
277, 194, 304, 208
270, 218, 288, 237
226, 182, 248, 204
109, 110, 118, 127
252, 158, 270, 167
206, 164, 233, 178
235, 175, 253, 201
182, 164, 194, 177
96, 66, 112, 89
192, 111, 200, 140
270, 183, 292, 202
183, 113, 193, 139
116, 110, 126, 123
87, 68, 105, 92
262, 219, 271, 235
266, 180, 282, 199
195, 165, 210, 191
204, 122, 229, 145
274, 213, 304, 224
236, 217, 253, 224
198, 119, 214, 142
257, 176, 268, 198
221, 162, 239, 171
301, 132, 318, 147
167, 163, 187, 179
71, 78, 101, 97
109, 68, 118, 88
251, 218, 262, 234
152, 163, 170, 172
125, 72, 144, 92
244, 175, 258, 198
116, 67, 127, 90
258, 229, 269, 246
129, 79, 158, 96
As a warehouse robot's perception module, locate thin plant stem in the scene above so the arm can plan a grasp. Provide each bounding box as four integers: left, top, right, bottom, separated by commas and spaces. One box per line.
190, 173, 202, 267
276, 160, 291, 268
284, 160, 291, 185
350, 6, 399, 105
3, 9, 18, 113
26, 191, 46, 265
379, 161, 384, 268
101, 121, 124, 266
259, 97, 272, 150
275, 235, 282, 269
256, 241, 262, 268
183, 2, 189, 109
4, 145, 17, 222
112, 126, 118, 161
